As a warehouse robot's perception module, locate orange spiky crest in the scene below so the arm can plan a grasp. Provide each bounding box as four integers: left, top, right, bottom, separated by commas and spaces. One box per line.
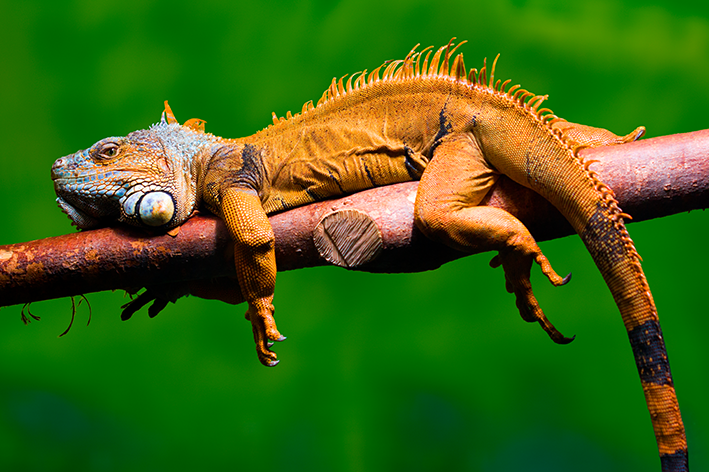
162, 101, 179, 125
161, 101, 207, 133
265, 40, 564, 151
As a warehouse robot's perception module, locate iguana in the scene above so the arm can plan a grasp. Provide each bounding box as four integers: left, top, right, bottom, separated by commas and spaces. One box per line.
50, 41, 688, 470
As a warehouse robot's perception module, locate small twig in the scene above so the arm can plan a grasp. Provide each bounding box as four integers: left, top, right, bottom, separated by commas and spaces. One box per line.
1, 129, 708, 309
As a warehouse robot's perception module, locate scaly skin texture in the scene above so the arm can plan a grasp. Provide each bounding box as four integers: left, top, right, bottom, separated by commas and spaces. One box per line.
51, 41, 688, 470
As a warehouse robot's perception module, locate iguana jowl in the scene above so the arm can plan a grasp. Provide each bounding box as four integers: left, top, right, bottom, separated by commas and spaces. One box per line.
50, 41, 688, 470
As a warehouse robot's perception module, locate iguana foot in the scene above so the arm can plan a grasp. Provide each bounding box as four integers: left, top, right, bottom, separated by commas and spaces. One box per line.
120, 284, 190, 320
490, 243, 574, 344
245, 300, 286, 366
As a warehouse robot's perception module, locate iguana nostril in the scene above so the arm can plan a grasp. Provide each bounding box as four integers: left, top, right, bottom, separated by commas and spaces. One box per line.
50, 158, 64, 179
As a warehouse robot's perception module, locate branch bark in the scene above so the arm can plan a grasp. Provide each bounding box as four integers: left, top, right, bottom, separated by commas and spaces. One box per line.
2, 129, 708, 308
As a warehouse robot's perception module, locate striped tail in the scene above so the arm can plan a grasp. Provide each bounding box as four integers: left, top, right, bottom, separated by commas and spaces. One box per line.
505, 120, 690, 470
580, 202, 688, 471
515, 117, 690, 470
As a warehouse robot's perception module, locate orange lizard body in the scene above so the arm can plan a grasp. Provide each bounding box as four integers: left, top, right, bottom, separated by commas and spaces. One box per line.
50, 41, 688, 470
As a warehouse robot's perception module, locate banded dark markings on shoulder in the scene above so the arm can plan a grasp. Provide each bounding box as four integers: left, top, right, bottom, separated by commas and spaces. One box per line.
240, 144, 266, 186
208, 143, 267, 192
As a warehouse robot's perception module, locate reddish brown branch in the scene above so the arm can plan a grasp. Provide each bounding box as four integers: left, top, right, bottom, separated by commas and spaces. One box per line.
2, 129, 708, 308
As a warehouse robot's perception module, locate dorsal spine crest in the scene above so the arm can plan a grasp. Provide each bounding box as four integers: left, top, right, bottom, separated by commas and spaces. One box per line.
263, 40, 618, 208
279, 40, 548, 120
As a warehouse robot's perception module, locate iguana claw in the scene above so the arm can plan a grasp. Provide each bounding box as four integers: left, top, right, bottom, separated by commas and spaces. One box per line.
119, 282, 194, 321
490, 247, 574, 344
120, 288, 176, 320
245, 302, 286, 367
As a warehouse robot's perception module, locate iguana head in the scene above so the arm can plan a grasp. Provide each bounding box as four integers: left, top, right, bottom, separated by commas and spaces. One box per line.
52, 102, 220, 230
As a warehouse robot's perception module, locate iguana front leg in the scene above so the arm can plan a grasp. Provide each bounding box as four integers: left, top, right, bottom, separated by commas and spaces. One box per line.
221, 187, 285, 366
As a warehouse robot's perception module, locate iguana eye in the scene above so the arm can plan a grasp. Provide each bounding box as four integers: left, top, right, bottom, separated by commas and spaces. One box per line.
96, 142, 120, 160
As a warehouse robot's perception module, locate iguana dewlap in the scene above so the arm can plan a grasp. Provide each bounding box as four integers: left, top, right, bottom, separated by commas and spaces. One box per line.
50, 41, 688, 471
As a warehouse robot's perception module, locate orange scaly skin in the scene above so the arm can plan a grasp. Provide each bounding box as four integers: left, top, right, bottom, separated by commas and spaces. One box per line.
51, 41, 688, 470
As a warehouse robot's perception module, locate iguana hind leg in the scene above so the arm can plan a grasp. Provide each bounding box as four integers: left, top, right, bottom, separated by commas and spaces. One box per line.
414, 133, 572, 342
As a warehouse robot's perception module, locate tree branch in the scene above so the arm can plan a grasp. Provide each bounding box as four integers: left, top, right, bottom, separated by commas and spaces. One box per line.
2, 129, 708, 308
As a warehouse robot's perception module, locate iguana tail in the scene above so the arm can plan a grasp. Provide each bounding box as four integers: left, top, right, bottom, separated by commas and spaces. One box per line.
491, 118, 689, 470
574, 164, 689, 471
451, 49, 688, 463
578, 189, 688, 471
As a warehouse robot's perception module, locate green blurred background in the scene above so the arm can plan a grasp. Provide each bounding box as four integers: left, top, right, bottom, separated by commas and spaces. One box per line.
1, 1, 707, 470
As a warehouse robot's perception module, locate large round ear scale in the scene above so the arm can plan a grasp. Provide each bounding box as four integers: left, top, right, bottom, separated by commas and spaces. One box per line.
137, 191, 175, 227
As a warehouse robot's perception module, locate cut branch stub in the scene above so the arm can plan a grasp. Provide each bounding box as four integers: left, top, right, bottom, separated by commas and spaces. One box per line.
313, 209, 383, 268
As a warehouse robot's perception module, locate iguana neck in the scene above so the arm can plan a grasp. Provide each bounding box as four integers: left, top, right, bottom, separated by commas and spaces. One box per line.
127, 123, 230, 226
198, 138, 272, 216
